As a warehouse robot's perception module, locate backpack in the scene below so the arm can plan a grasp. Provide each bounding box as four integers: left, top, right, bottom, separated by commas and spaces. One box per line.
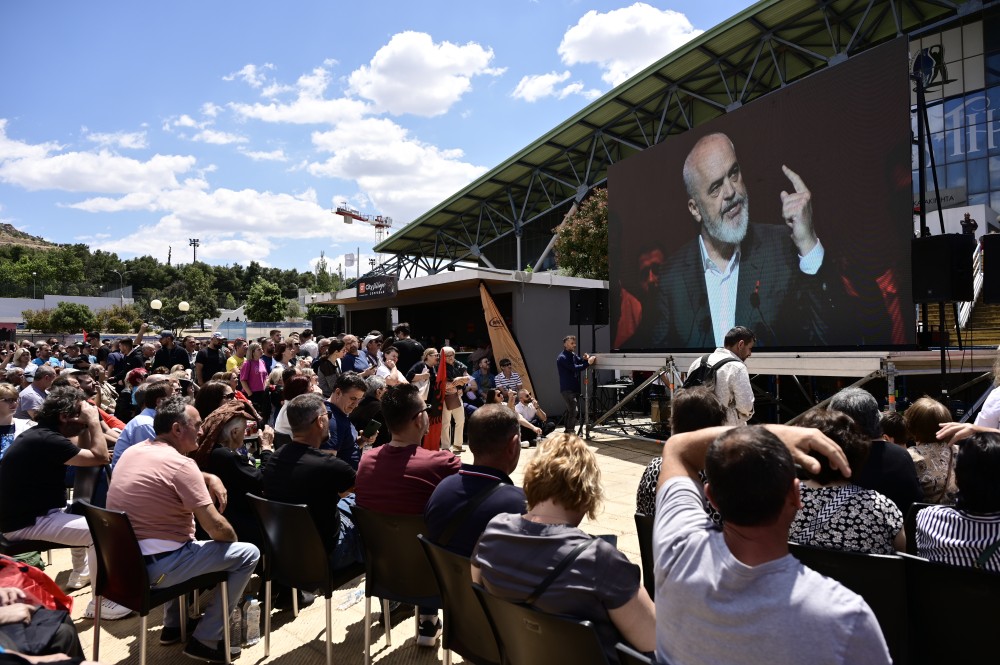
682, 354, 739, 389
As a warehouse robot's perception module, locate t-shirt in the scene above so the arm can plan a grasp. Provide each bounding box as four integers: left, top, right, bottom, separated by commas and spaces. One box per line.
393, 338, 424, 378
0, 426, 80, 532
226, 355, 246, 372
262, 442, 356, 552
789, 484, 903, 555
424, 465, 526, 557
0, 424, 15, 461
15, 385, 46, 420
473, 513, 639, 663
916, 505, 1000, 572
195, 346, 227, 382
107, 441, 211, 543
354, 443, 461, 514
96, 345, 111, 366
653, 476, 891, 665
239, 359, 269, 394
494, 371, 521, 394
514, 401, 537, 423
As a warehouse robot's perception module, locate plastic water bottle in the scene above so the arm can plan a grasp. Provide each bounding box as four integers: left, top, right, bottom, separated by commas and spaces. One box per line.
243, 598, 261, 646
229, 605, 243, 647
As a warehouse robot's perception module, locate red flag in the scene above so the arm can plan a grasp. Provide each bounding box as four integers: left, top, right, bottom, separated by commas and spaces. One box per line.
82, 329, 87, 345
421, 351, 450, 451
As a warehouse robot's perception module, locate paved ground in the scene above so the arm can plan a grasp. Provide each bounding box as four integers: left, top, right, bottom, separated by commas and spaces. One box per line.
49, 432, 661, 665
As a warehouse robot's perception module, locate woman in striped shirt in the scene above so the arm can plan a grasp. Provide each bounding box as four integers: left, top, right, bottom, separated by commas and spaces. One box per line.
916, 431, 1000, 572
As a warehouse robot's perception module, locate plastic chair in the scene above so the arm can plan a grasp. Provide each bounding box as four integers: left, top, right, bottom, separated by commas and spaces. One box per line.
246, 494, 365, 665
472, 583, 612, 665
78, 501, 231, 665
616, 643, 654, 665
634, 513, 655, 600
903, 502, 935, 555
351, 505, 440, 665
789, 543, 908, 665
901, 552, 1000, 665
417, 535, 500, 665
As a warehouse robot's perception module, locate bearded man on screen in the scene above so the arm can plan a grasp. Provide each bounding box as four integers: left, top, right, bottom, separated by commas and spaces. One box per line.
649, 132, 840, 349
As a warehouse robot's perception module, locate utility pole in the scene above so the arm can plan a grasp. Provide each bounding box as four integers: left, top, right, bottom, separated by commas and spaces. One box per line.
189, 238, 200, 263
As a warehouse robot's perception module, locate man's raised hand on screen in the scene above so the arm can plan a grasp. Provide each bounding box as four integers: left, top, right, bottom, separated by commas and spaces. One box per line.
780, 165, 817, 256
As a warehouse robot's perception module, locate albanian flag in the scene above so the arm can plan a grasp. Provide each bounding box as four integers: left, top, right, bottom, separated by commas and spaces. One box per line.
421, 350, 449, 450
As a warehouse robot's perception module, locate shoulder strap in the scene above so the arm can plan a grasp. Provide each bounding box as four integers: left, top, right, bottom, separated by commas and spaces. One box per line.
437, 481, 509, 547
708, 357, 739, 375
976, 537, 1000, 569
524, 538, 597, 606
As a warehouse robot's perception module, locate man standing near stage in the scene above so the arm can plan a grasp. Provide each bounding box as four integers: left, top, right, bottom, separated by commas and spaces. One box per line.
650, 132, 837, 349
556, 335, 595, 434
688, 326, 755, 426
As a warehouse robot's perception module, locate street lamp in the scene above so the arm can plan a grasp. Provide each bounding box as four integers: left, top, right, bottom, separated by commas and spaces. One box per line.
150, 299, 191, 335
31, 272, 36, 299
110, 269, 131, 308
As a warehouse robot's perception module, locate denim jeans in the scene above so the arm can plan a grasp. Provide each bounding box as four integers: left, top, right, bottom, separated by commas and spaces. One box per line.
146, 540, 260, 647
561, 391, 581, 431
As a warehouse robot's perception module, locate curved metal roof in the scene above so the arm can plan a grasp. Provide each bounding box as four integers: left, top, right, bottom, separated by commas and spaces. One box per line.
373, 0, 965, 274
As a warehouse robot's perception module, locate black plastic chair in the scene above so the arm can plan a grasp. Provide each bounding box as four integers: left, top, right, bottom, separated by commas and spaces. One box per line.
616, 643, 654, 665
472, 583, 612, 665
417, 535, 500, 665
903, 502, 935, 555
246, 494, 365, 665
634, 513, 655, 600
78, 501, 231, 665
789, 543, 908, 665
900, 552, 1000, 665
352, 505, 441, 665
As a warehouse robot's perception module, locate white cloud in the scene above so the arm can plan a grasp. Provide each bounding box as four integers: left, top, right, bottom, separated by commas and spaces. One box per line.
307, 117, 486, 221
223, 63, 275, 89
191, 129, 248, 145
347, 31, 504, 117
558, 3, 703, 86
84, 129, 148, 150
238, 147, 288, 162
173, 114, 200, 128
510, 71, 601, 103
0, 119, 62, 160
201, 102, 222, 118
230, 64, 370, 125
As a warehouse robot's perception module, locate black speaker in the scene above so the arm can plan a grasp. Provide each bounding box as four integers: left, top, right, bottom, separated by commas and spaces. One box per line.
569, 288, 609, 326
312, 315, 340, 338
911, 234, 975, 303
982, 234, 1000, 304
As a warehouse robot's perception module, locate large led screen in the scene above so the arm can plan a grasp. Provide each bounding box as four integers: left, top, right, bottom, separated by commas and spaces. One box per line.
609, 38, 914, 352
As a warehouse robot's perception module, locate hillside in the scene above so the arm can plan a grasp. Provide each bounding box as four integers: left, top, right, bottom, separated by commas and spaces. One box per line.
0, 223, 56, 250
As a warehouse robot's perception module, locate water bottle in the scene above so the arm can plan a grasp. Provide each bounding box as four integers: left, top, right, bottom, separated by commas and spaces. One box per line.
229, 604, 243, 647
243, 598, 261, 646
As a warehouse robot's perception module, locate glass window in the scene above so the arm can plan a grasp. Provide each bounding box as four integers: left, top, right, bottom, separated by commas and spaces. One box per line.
988, 52, 1000, 87
946, 162, 966, 189
968, 158, 989, 193
943, 96, 968, 131
968, 193, 988, 206
963, 22, 984, 59
990, 155, 1000, 190
964, 55, 985, 91
944, 128, 965, 163
990, 191, 1000, 216
967, 123, 990, 160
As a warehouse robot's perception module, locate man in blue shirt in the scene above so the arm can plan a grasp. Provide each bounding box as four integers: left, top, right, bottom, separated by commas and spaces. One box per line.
111, 378, 174, 467
324, 372, 373, 470
556, 335, 596, 434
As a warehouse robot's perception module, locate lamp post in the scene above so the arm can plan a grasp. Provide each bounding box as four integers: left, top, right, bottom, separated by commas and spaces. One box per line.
110, 270, 130, 308
31, 272, 36, 300
150, 299, 191, 336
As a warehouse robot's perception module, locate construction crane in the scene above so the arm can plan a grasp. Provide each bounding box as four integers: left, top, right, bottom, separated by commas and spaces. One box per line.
334, 203, 393, 245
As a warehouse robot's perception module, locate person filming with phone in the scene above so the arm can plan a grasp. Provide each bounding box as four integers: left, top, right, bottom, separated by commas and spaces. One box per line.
324, 372, 373, 470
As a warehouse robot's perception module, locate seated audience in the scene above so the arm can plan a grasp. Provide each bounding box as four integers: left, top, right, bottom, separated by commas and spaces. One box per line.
272, 375, 312, 448
788, 409, 904, 554
108, 396, 259, 661
513, 389, 553, 447
375, 346, 408, 386
0, 383, 34, 461
193, 381, 236, 420
111, 377, 174, 468
0, 584, 83, 661
324, 372, 372, 469
425, 404, 526, 557
316, 338, 345, 398
472, 433, 655, 662
880, 410, 908, 447
15, 365, 54, 420
653, 423, 890, 665
916, 430, 1000, 571
904, 397, 958, 504
349, 375, 391, 449
829, 387, 923, 514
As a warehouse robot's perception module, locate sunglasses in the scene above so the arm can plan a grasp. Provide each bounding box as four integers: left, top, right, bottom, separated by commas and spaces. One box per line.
0, 397, 17, 405
222, 393, 236, 400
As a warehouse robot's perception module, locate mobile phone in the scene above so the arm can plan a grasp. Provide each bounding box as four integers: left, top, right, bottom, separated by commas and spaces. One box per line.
362, 420, 381, 438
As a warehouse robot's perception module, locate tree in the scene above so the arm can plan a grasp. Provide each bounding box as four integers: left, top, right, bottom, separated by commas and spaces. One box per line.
94, 304, 143, 334
48, 302, 97, 334
315, 251, 334, 292
244, 279, 286, 322
222, 293, 237, 310
554, 188, 609, 280
306, 303, 340, 320
21, 309, 51, 332
285, 300, 302, 320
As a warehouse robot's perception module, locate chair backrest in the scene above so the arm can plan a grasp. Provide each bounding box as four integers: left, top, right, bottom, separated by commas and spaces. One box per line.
901, 552, 1000, 665
71, 465, 109, 505
904, 502, 935, 555
246, 494, 332, 591
78, 501, 152, 613
472, 583, 611, 665
417, 535, 500, 665
634, 513, 655, 600
351, 505, 439, 607
615, 643, 654, 665
789, 543, 908, 665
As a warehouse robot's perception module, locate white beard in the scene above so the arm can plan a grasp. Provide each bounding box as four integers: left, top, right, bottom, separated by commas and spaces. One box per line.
702, 195, 749, 245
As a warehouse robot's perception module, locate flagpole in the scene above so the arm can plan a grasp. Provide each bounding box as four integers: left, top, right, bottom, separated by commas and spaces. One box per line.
357, 247, 360, 280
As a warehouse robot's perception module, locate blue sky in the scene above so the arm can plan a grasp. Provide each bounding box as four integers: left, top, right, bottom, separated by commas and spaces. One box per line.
0, 0, 750, 275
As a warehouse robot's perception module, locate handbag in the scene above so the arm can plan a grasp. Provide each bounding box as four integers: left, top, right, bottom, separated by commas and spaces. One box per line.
444, 392, 462, 410
0, 555, 73, 612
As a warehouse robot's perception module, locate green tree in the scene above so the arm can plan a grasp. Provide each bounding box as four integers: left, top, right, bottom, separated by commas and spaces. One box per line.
48, 302, 97, 334
94, 304, 143, 334
554, 188, 609, 280
21, 309, 51, 332
222, 293, 238, 310
315, 251, 334, 292
306, 303, 340, 319
285, 300, 302, 320
244, 279, 286, 322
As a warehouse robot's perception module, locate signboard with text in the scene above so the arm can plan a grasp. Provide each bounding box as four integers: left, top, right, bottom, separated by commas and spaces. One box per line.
356, 275, 398, 301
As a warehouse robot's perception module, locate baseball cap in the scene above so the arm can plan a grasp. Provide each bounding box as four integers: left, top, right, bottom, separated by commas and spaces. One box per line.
362, 334, 381, 347
212, 332, 225, 340
160, 331, 175, 339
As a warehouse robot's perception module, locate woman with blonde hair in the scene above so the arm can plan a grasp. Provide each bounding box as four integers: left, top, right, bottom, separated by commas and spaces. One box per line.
472, 433, 654, 661
905, 396, 959, 504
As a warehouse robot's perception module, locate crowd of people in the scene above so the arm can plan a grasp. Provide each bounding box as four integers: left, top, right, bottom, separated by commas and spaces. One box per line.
1, 318, 998, 665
